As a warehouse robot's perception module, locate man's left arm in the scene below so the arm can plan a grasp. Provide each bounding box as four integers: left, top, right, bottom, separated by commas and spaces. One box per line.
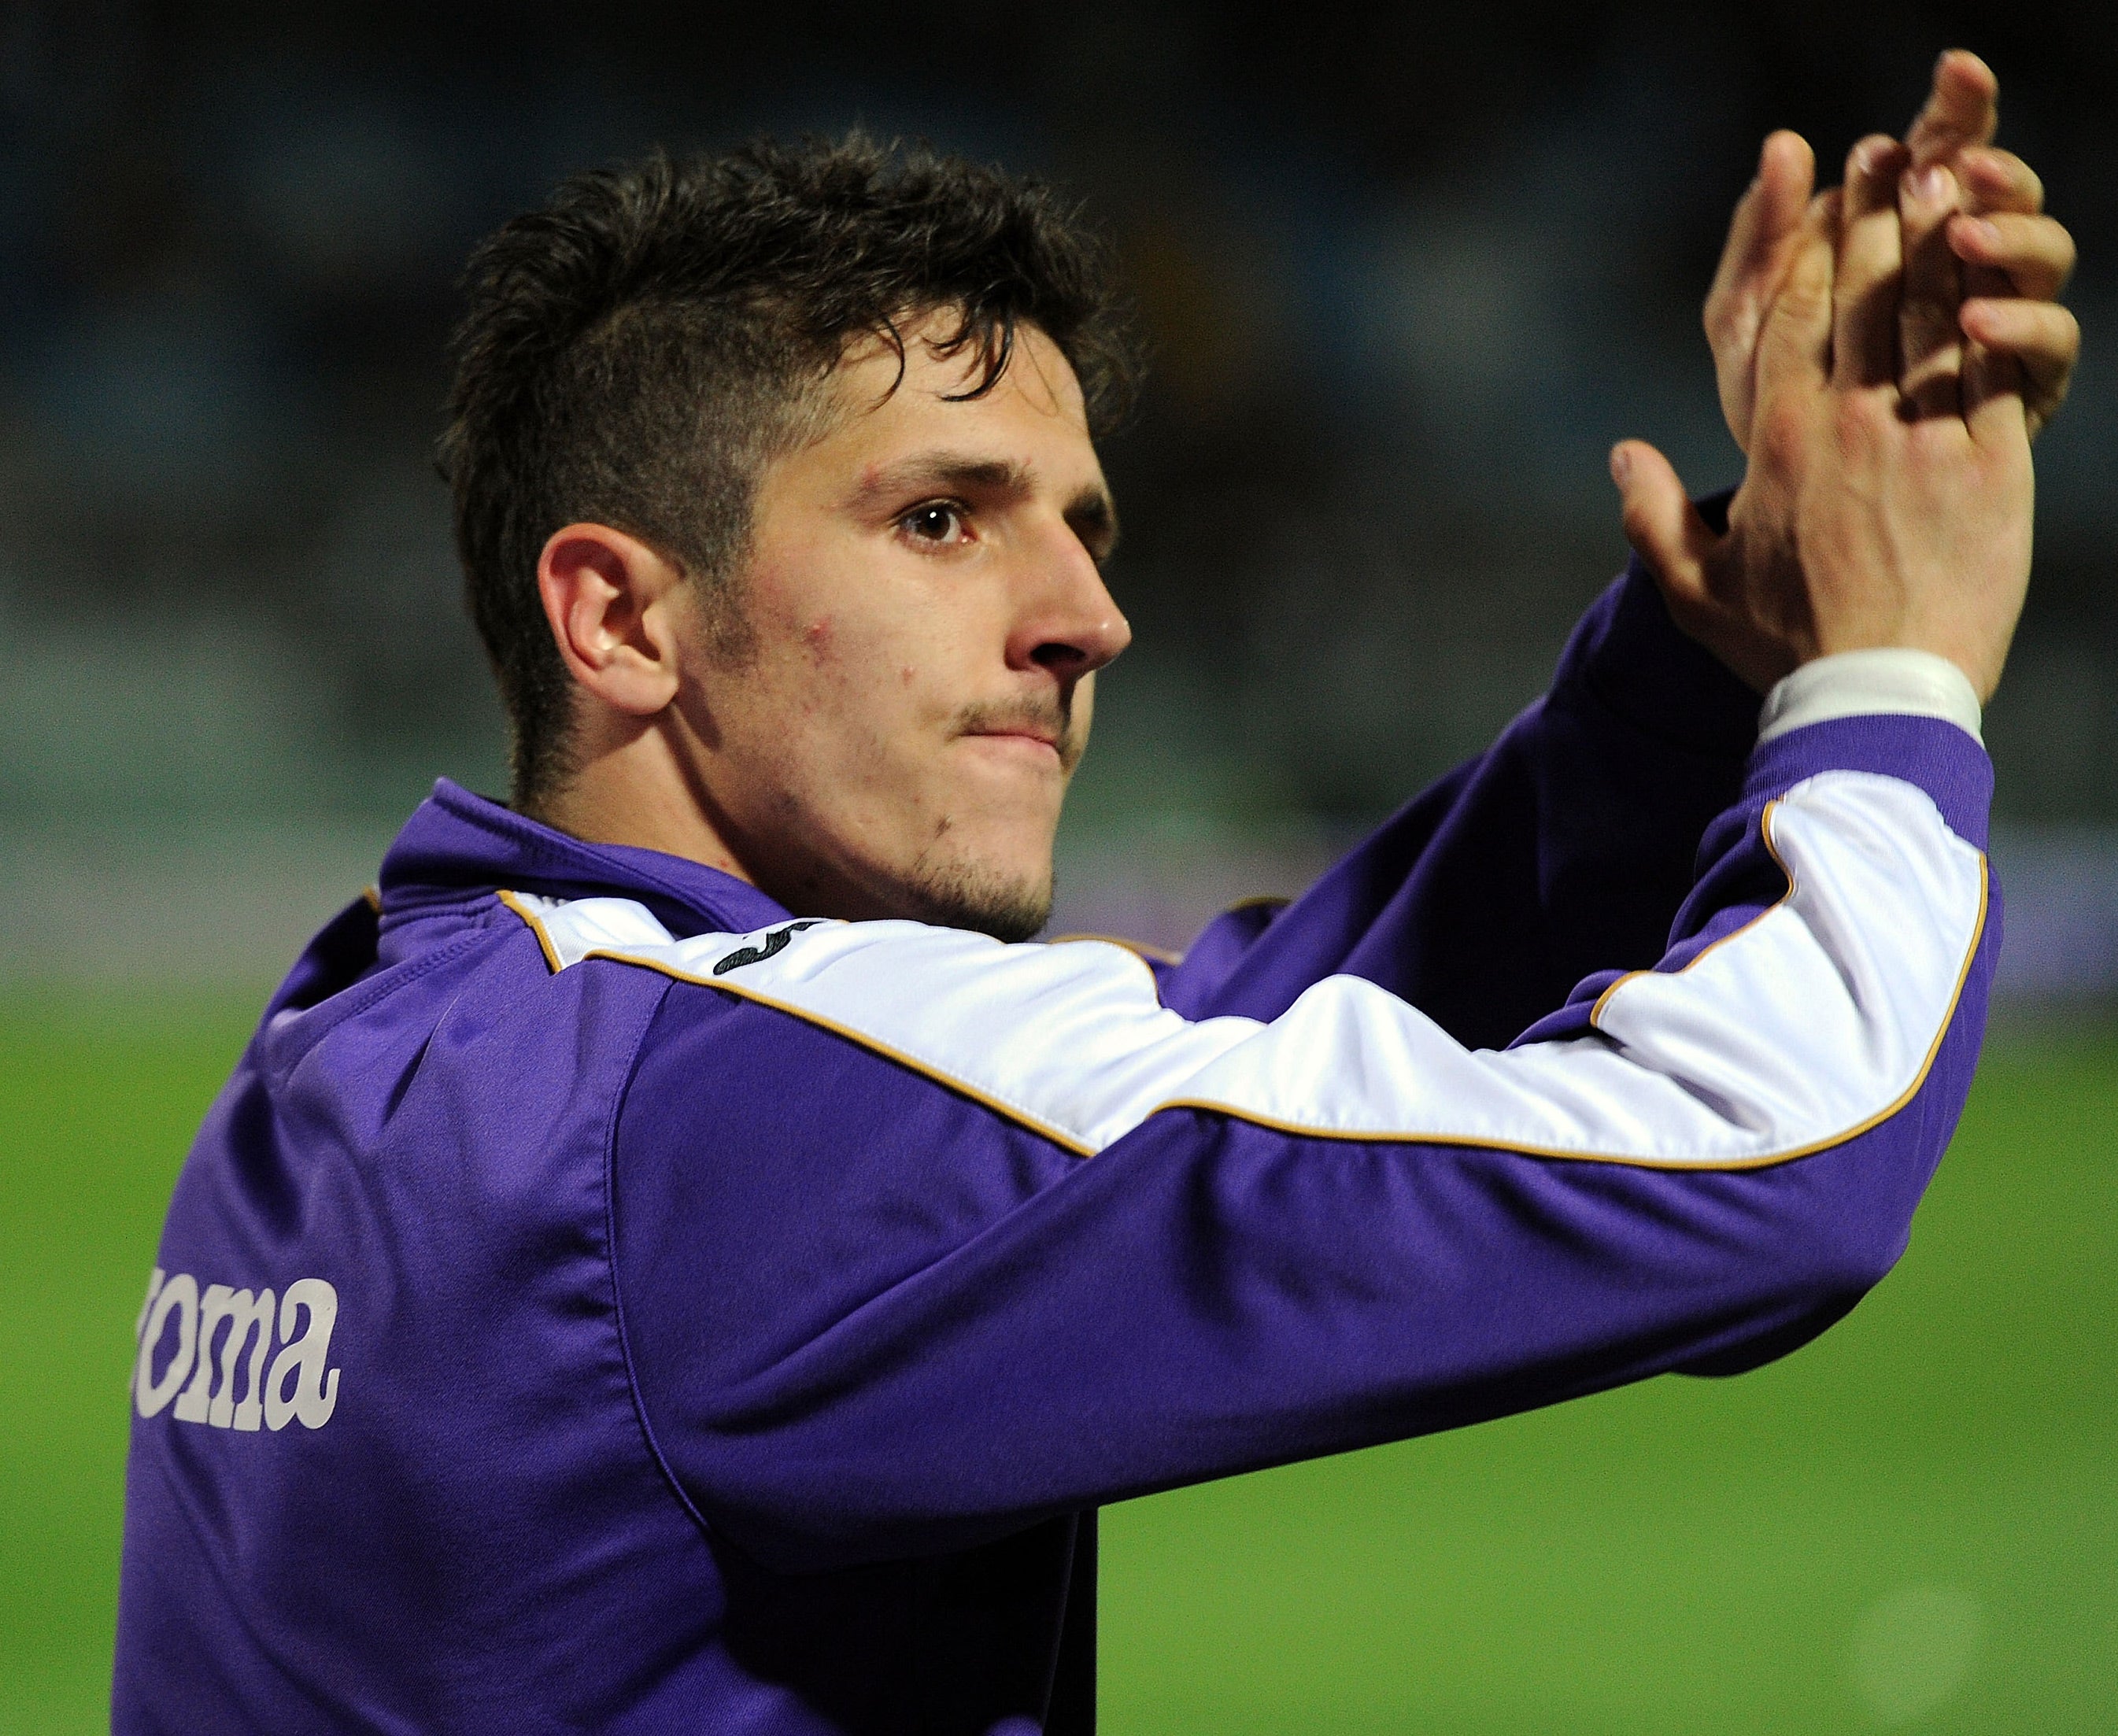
594, 161, 2041, 1570
1162, 50, 2075, 1047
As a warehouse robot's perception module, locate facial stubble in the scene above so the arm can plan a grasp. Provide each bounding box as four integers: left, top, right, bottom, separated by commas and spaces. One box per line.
904, 691, 1085, 943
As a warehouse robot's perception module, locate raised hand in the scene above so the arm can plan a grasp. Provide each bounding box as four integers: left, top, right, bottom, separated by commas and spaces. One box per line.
1706, 50, 2077, 452
1612, 188, 2035, 702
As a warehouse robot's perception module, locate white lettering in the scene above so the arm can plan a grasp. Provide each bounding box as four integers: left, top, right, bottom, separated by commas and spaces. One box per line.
174, 1285, 234, 1424
135, 1269, 164, 1346
217, 1288, 277, 1431
133, 1269, 341, 1432
264, 1279, 341, 1431
135, 1272, 198, 1419
173, 1285, 276, 1428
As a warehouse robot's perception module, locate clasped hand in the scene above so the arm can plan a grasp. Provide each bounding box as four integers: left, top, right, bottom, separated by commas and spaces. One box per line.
1614, 51, 2072, 702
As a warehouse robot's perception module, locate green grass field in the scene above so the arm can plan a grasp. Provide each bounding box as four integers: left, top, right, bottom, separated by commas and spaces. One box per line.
2, 994, 2112, 1732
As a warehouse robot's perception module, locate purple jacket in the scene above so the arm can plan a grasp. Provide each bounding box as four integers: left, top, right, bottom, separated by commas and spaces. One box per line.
114, 562, 1996, 1734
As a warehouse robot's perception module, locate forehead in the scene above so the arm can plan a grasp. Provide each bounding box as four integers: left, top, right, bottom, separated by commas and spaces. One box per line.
810, 316, 1099, 470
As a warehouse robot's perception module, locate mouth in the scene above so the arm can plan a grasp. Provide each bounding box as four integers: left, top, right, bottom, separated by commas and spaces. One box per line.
952, 698, 1075, 770
959, 726, 1065, 765
963, 724, 1059, 750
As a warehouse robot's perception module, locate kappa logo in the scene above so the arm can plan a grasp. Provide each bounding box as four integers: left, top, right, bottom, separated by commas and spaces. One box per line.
133, 1269, 342, 1432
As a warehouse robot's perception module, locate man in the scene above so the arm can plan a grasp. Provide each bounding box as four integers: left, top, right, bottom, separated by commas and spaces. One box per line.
116, 52, 2079, 1734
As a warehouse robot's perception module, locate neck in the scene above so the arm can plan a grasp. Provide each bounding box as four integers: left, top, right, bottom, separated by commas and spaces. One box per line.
526, 717, 754, 885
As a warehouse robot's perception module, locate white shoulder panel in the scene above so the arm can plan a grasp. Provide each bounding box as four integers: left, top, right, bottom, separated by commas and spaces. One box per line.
502, 770, 1986, 1169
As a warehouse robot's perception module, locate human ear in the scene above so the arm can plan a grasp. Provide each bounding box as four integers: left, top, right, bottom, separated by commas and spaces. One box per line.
536, 523, 686, 717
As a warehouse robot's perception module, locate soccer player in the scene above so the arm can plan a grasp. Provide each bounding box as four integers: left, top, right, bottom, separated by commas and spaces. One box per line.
116, 54, 2079, 1734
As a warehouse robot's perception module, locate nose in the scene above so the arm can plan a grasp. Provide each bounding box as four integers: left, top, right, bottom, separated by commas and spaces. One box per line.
1005, 523, 1132, 682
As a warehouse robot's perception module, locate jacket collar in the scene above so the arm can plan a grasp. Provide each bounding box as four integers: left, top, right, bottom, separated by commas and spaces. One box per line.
377, 778, 793, 940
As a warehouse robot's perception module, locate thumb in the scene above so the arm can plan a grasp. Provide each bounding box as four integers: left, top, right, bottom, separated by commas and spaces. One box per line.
1610, 440, 1715, 609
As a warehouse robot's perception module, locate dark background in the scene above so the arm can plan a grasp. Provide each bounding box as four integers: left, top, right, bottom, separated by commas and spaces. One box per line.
3, 14, 2116, 1732
0, 1, 2112, 972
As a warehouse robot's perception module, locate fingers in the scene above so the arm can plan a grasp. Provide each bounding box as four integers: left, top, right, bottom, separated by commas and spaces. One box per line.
1965, 357, 2031, 456
1950, 210, 2076, 301
1905, 49, 1999, 168
1963, 295, 2080, 361
1705, 130, 1817, 448
1758, 189, 1839, 397
1963, 297, 2080, 434
1610, 441, 1715, 606
1834, 135, 1909, 390
1898, 164, 1965, 419
1707, 132, 1817, 316
1947, 149, 2072, 427
1959, 146, 2043, 216
1895, 52, 2035, 423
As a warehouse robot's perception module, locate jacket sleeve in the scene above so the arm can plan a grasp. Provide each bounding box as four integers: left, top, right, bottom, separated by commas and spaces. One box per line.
1162, 549, 1761, 1050
580, 711, 1995, 1574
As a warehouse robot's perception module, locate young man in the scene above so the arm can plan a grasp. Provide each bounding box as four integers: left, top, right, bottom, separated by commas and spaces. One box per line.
116, 55, 2080, 1734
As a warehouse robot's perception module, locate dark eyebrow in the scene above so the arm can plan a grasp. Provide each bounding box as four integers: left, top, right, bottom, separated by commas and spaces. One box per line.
847, 452, 1034, 510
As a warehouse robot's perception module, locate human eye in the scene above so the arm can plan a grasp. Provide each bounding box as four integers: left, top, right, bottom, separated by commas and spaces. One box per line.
897, 500, 969, 548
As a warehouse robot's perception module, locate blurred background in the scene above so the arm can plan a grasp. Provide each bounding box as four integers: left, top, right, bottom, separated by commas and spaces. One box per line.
1, 0, 2115, 984
1, 3, 2112, 1732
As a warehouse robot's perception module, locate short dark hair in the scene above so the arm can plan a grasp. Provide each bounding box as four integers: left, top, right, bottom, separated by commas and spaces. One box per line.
438, 133, 1141, 807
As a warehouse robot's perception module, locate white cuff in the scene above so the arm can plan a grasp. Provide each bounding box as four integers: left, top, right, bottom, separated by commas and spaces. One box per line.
1758, 648, 1983, 746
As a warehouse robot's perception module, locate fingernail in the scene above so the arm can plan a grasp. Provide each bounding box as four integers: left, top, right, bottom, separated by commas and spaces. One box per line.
1610, 445, 1632, 487
1852, 139, 1883, 177
1857, 137, 1904, 180
1966, 216, 2002, 248
1918, 164, 1952, 203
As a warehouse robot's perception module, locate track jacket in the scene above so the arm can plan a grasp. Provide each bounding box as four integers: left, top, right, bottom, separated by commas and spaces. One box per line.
114, 559, 1998, 1734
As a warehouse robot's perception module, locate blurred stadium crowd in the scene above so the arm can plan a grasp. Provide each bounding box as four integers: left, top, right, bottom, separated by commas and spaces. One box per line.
0, 1, 2112, 988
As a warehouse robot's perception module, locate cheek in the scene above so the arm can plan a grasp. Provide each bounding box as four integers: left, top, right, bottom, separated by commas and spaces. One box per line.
729, 553, 971, 786
758, 617, 946, 772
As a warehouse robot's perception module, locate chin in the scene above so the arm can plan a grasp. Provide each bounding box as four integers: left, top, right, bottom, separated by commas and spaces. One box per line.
905, 850, 1054, 943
